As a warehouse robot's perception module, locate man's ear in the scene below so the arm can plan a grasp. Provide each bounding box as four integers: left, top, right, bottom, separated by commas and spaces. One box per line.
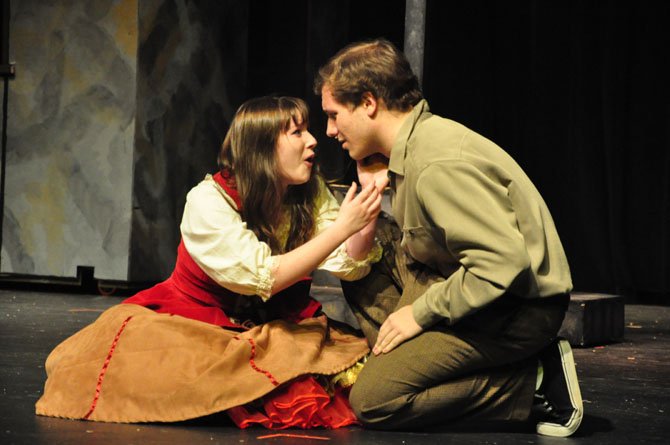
361, 92, 378, 117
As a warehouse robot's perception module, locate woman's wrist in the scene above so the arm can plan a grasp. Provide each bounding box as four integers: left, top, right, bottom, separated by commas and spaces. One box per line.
331, 217, 359, 241
345, 224, 377, 260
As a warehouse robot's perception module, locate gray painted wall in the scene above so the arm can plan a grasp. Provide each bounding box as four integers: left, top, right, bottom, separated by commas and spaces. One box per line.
3, 0, 137, 280
2, 0, 247, 282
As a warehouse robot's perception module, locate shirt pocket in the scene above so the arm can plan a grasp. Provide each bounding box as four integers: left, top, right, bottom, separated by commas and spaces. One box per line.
401, 225, 442, 268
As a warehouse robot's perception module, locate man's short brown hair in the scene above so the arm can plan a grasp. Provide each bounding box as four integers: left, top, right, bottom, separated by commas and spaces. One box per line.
314, 38, 423, 111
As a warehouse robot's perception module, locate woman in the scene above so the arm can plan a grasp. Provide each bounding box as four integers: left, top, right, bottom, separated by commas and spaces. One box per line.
36, 96, 386, 429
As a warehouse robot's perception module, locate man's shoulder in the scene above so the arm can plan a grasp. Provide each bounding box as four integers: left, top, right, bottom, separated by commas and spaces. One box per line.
413, 112, 472, 142
407, 115, 470, 165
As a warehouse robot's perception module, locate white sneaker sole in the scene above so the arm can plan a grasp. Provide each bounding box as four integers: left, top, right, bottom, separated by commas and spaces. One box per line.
536, 339, 584, 437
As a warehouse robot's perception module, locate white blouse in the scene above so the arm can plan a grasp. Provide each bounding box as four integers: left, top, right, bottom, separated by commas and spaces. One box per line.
180, 174, 381, 301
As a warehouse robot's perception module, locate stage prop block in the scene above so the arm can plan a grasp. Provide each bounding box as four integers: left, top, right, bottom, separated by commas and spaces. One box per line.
558, 293, 625, 347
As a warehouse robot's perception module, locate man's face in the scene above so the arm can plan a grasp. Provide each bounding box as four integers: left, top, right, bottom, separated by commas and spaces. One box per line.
321, 86, 374, 161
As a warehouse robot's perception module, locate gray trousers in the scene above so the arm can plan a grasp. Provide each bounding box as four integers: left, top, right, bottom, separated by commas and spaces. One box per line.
341, 215, 569, 430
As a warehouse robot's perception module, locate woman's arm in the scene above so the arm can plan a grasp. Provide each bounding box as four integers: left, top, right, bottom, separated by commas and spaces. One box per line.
181, 175, 383, 299
271, 181, 383, 294
345, 155, 390, 260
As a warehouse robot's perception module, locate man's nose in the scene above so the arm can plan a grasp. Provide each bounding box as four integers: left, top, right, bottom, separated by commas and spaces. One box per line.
326, 120, 338, 138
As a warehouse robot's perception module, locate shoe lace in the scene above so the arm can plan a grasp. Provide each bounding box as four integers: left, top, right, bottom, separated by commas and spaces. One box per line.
535, 393, 557, 416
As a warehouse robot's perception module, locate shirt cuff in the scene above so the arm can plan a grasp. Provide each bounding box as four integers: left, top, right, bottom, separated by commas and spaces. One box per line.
350, 239, 383, 267
338, 239, 383, 281
412, 294, 447, 328
255, 256, 279, 301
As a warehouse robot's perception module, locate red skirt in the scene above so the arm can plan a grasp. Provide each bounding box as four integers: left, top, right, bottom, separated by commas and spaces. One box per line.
228, 376, 357, 429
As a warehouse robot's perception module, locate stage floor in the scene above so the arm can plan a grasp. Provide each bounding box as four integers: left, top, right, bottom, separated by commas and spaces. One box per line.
1, 288, 668, 444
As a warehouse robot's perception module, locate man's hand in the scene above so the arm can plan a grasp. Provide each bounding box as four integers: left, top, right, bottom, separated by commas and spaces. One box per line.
373, 305, 423, 355
357, 154, 389, 192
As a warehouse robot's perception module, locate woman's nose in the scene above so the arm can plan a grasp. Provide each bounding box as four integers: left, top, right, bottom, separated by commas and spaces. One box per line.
305, 131, 317, 148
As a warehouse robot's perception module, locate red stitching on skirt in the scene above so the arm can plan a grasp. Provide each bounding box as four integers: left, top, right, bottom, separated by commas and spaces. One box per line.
83, 316, 133, 420
246, 337, 279, 386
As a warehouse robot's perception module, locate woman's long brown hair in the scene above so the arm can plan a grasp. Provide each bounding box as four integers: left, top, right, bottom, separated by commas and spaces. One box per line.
218, 96, 320, 253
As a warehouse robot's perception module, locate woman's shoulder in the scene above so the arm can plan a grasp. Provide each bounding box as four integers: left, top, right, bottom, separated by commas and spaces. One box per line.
186, 174, 239, 211
311, 174, 335, 201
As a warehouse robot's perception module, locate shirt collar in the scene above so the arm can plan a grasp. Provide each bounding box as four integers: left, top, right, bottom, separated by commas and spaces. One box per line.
388, 99, 430, 176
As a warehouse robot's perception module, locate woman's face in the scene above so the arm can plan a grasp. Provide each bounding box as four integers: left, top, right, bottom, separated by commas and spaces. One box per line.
276, 119, 317, 187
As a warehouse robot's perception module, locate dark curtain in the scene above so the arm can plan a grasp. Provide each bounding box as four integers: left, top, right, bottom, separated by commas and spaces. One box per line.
247, 0, 406, 183
245, 0, 669, 303
423, 1, 670, 302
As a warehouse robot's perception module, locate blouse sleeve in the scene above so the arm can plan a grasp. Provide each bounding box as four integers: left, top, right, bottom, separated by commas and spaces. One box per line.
180, 176, 279, 301
313, 179, 382, 281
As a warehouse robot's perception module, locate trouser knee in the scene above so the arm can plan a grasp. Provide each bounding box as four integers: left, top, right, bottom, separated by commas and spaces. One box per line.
349, 376, 400, 429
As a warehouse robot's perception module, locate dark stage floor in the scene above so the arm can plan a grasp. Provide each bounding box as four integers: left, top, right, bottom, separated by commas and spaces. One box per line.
1, 288, 669, 444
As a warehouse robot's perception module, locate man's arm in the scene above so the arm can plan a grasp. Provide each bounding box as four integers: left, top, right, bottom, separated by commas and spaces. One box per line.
374, 160, 532, 354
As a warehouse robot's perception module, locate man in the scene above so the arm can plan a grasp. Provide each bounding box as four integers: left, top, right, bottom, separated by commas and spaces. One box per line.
314, 38, 583, 437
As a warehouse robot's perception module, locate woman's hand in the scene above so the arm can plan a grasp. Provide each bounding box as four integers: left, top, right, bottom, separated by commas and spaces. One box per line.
270, 158, 385, 294
271, 181, 380, 295
336, 181, 383, 236
339, 155, 389, 261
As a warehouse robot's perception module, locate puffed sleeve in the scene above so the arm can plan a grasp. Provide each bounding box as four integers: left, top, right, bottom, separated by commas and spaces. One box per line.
180, 176, 279, 300
312, 179, 382, 281
411, 161, 532, 327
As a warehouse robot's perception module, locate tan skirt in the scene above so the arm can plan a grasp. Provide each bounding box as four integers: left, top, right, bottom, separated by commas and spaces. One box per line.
35, 304, 369, 423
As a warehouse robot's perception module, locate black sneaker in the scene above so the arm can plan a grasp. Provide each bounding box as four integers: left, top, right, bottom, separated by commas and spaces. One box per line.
534, 338, 583, 437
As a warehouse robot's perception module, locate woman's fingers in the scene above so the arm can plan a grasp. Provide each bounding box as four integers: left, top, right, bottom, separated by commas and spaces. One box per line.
353, 181, 375, 202
338, 181, 384, 232
376, 175, 390, 191
360, 186, 383, 218
343, 181, 358, 204
364, 185, 381, 207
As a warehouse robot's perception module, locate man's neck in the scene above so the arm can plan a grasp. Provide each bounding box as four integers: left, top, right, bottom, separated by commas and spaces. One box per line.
376, 107, 414, 158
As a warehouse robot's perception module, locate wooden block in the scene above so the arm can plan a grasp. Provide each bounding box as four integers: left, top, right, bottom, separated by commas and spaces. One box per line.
558, 292, 625, 347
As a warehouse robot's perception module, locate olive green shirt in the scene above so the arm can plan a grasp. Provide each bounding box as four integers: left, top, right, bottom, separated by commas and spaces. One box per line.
388, 100, 573, 328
